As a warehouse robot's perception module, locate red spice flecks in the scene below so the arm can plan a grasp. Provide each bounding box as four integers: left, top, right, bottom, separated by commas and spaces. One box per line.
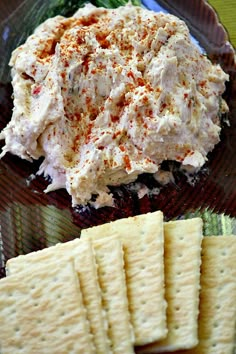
96, 32, 110, 49
72, 135, 80, 152
112, 131, 121, 139
184, 93, 188, 99
176, 155, 184, 162
119, 145, 126, 152
31, 65, 36, 76
123, 155, 131, 170
142, 95, 149, 104
187, 99, 192, 108
74, 112, 81, 121
38, 38, 58, 59
137, 77, 145, 86
86, 96, 92, 106
199, 80, 206, 88
111, 115, 119, 123
80, 14, 99, 27
160, 102, 167, 112
83, 54, 90, 73
127, 71, 135, 80
145, 83, 154, 92
61, 72, 66, 79
85, 123, 93, 144
63, 59, 69, 68
32, 85, 42, 95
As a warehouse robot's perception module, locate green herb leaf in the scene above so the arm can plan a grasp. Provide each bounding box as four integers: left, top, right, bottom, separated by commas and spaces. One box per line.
41, 0, 141, 21
92, 0, 141, 8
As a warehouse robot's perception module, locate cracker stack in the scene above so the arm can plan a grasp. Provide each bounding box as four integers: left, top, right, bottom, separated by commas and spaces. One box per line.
155, 235, 236, 354
81, 211, 167, 345
0, 211, 235, 354
170, 236, 236, 354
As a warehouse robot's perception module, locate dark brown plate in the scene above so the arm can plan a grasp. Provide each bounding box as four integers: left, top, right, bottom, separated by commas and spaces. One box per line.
0, 0, 236, 278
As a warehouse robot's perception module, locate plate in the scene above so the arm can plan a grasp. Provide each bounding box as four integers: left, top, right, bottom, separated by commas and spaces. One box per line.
0, 0, 236, 278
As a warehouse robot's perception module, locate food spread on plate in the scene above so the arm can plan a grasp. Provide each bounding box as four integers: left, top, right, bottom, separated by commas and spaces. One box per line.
0, 3, 229, 208
1, 211, 235, 353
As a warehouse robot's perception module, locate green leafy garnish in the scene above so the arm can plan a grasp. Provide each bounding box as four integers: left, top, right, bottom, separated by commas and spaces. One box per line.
92, 0, 141, 8
41, 0, 141, 21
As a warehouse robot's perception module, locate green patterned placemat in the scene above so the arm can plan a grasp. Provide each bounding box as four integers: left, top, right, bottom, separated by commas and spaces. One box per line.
209, 0, 236, 47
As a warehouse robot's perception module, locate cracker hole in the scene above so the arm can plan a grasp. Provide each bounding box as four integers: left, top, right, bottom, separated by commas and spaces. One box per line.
178, 253, 183, 257
176, 289, 180, 293
34, 302, 39, 307
177, 271, 182, 276
14, 327, 20, 332
221, 251, 226, 256
216, 304, 221, 310
140, 265, 146, 270
64, 329, 69, 334
41, 337, 46, 342
214, 322, 219, 328
53, 276, 58, 282
174, 325, 179, 330
212, 343, 217, 347
31, 284, 36, 290
179, 236, 184, 240
220, 269, 224, 274
60, 311, 65, 317
175, 306, 180, 311
141, 300, 147, 305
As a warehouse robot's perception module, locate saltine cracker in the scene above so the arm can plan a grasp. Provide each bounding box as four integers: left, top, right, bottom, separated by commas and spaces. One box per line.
6, 238, 109, 354
81, 211, 167, 345
0, 260, 94, 354
93, 236, 134, 354
138, 218, 203, 353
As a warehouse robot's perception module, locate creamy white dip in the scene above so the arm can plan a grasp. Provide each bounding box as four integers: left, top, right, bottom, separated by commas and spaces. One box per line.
0, 4, 229, 207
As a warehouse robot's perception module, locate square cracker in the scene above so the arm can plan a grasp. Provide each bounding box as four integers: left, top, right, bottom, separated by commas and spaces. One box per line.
138, 217, 203, 353
156, 235, 236, 354
81, 211, 167, 346
6, 238, 109, 354
189, 235, 236, 354
93, 236, 134, 354
6, 238, 83, 274
0, 259, 94, 354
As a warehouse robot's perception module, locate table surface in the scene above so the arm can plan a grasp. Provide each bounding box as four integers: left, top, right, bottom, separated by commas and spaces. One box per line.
209, 0, 236, 47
